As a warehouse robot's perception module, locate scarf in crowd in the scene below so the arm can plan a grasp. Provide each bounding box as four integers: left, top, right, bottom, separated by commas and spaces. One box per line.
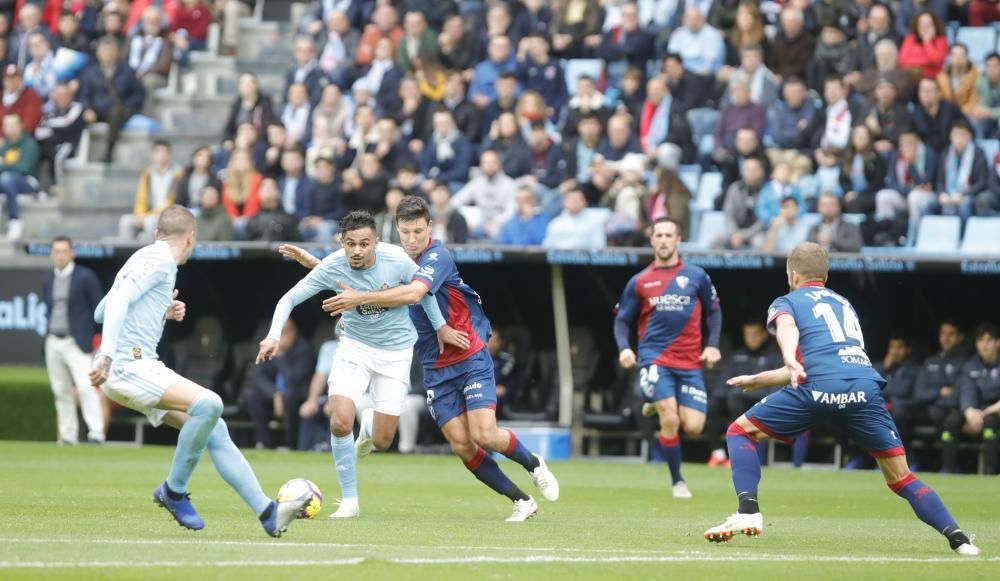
433, 127, 460, 163
129, 35, 163, 75
945, 143, 974, 194
850, 154, 866, 192
319, 32, 347, 73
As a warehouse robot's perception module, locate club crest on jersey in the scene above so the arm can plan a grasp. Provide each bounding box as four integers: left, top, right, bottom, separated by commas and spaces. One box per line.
428, 252, 439, 261
676, 276, 689, 289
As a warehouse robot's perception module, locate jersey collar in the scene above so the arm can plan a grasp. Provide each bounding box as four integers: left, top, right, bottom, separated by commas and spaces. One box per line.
652, 259, 683, 271
415, 238, 435, 262
800, 281, 826, 288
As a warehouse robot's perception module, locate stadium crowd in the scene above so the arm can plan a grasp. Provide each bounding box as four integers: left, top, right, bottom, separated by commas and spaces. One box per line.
3, 0, 1000, 249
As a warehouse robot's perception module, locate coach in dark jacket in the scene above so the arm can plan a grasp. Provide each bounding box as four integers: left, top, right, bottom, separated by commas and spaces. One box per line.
42, 237, 106, 444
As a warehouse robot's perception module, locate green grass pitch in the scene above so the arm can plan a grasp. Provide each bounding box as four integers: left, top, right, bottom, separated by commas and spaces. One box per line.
1, 441, 998, 580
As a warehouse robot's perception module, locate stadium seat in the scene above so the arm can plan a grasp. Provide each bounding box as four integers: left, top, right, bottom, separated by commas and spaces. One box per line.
802, 213, 822, 232
694, 211, 727, 249
679, 166, 701, 195
564, 59, 604, 95
960, 217, 1000, 254
914, 215, 962, 253
957, 27, 996, 65
977, 138, 999, 163
842, 213, 866, 225
693, 172, 723, 211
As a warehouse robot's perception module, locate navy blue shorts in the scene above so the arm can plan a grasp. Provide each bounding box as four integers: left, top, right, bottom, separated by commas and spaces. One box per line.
639, 365, 708, 413
423, 348, 497, 428
745, 378, 904, 457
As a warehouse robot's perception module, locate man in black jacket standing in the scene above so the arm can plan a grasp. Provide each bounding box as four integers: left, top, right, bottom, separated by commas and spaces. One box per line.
42, 236, 107, 444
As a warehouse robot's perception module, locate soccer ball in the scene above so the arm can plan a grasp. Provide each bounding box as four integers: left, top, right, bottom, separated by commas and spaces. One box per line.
276, 478, 323, 519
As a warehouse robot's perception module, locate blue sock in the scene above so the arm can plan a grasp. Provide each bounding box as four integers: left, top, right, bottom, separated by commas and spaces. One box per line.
167, 393, 223, 493
659, 434, 683, 485
501, 429, 540, 472
464, 448, 528, 501
891, 474, 957, 534
331, 433, 357, 500
206, 419, 271, 515
756, 441, 769, 465
792, 432, 811, 468
727, 423, 762, 513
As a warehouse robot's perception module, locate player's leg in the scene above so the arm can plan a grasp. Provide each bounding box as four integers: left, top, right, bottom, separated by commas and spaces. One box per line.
325, 340, 372, 518
356, 347, 412, 457
654, 396, 688, 491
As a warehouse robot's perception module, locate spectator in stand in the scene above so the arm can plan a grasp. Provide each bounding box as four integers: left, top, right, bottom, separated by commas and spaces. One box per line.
35, 83, 85, 190
954, 323, 1000, 475
414, 55, 446, 102
490, 328, 518, 418
550, 0, 603, 59
645, 166, 691, 238
221, 148, 262, 238
175, 145, 220, 208
762, 195, 810, 253
598, 2, 655, 87
373, 187, 403, 243
245, 177, 301, 242
216, 0, 255, 56
970, 0, 1000, 25
895, 0, 948, 40
713, 76, 765, 153
511, 0, 552, 46
22, 32, 58, 100
170, 0, 212, 61
299, 155, 343, 243
842, 124, 887, 217
286, 35, 328, 106
973, 52, 1000, 139
245, 318, 315, 449
524, 120, 566, 190
393, 77, 429, 145
765, 76, 819, 180
499, 185, 549, 245
639, 75, 694, 163
817, 75, 855, 152
876, 334, 922, 467
517, 34, 567, 116
543, 188, 607, 248
95, 5, 128, 54
479, 72, 518, 141
277, 146, 314, 224
420, 108, 472, 188
663, 52, 712, 116
853, 39, 916, 103
341, 153, 389, 215
118, 139, 184, 240
0, 112, 39, 241
613, 67, 647, 124
436, 13, 475, 72
342, 104, 377, 169
808, 191, 863, 252
562, 75, 611, 141
280, 83, 312, 146
716, 156, 767, 249
724, 2, 767, 66
396, 11, 435, 76
563, 112, 602, 194
597, 112, 642, 162
601, 153, 649, 246
372, 117, 414, 176
195, 185, 235, 241
807, 24, 859, 93
812, 147, 845, 200
469, 34, 518, 109
217, 121, 267, 173
10, 4, 55, 70
898, 10, 948, 80
756, 162, 803, 226
484, 111, 533, 179
57, 12, 90, 54
719, 45, 778, 109
438, 71, 479, 143
223, 73, 274, 146
308, 83, 348, 168
393, 163, 424, 199
355, 2, 402, 67
128, 7, 173, 101
667, 7, 725, 79
926, 119, 990, 226
937, 43, 980, 118
878, 130, 938, 245
357, 36, 403, 115
719, 127, 770, 194
768, 7, 815, 82
863, 76, 911, 154
451, 149, 518, 240
80, 38, 145, 163
0, 65, 42, 136
855, 2, 896, 72
915, 320, 969, 473
316, 10, 358, 87
427, 181, 468, 243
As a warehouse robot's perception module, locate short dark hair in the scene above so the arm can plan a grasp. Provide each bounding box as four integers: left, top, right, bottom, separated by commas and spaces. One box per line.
780, 195, 799, 206
784, 76, 806, 87
153, 138, 171, 150
888, 332, 910, 345
156, 205, 196, 238
974, 322, 999, 341
950, 118, 973, 135
940, 318, 962, 332
663, 52, 683, 64
651, 216, 682, 233
339, 210, 376, 235
50, 235, 72, 248
987, 52, 1000, 64
743, 319, 766, 329
824, 75, 844, 87
396, 195, 432, 224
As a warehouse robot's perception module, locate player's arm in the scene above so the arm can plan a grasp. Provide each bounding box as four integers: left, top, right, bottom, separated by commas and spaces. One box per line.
773, 313, 807, 386
614, 278, 639, 369
323, 279, 431, 313
257, 271, 327, 363
88, 274, 160, 386
279, 244, 322, 270
727, 366, 792, 392
698, 275, 722, 368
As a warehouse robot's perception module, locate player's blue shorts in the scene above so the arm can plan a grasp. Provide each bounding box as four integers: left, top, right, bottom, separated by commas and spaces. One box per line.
639, 365, 708, 413
745, 378, 904, 457
423, 348, 497, 428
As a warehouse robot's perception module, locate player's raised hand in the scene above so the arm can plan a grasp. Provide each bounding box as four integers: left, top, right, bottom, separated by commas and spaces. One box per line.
727, 374, 761, 392
279, 244, 320, 270
165, 289, 186, 321
322, 282, 363, 316
785, 357, 807, 387
619, 348, 637, 369
89, 355, 111, 388
256, 338, 279, 364
437, 324, 471, 353
700, 346, 721, 369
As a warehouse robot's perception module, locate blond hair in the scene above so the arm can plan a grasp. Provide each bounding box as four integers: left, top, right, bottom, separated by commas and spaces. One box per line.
787, 242, 829, 281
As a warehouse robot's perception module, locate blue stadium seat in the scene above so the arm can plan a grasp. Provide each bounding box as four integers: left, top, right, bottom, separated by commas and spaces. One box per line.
842, 213, 866, 225
960, 217, 1000, 254
679, 167, 701, 195
914, 215, 962, 253
956, 27, 997, 65
564, 59, 604, 95
693, 172, 723, 211
977, 138, 999, 163
802, 213, 822, 232
694, 211, 727, 249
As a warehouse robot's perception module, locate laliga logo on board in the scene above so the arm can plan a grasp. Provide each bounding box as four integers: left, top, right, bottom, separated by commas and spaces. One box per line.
0, 292, 48, 337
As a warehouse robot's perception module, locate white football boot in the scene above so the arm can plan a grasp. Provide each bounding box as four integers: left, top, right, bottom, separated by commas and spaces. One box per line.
529, 454, 560, 501
506, 497, 539, 522
355, 408, 375, 459
329, 498, 360, 519
704, 512, 764, 542
954, 542, 981, 556
641, 402, 658, 417
672, 481, 693, 499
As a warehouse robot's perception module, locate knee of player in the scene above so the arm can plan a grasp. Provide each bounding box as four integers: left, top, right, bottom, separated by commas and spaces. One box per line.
207, 419, 231, 447
682, 422, 705, 437
372, 433, 393, 451
194, 391, 224, 418
329, 415, 353, 437
469, 424, 499, 447
659, 412, 680, 430
449, 438, 477, 459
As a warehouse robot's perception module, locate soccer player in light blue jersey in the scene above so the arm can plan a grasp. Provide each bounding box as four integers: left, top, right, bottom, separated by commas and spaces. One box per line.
257, 210, 469, 519
88, 206, 309, 537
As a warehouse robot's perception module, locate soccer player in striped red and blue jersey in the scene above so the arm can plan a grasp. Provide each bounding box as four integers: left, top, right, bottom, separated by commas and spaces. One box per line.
614, 217, 722, 498
284, 197, 559, 522
706, 242, 979, 556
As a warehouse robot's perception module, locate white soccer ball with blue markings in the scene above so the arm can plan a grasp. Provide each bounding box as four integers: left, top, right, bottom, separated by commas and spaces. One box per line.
277, 478, 323, 519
